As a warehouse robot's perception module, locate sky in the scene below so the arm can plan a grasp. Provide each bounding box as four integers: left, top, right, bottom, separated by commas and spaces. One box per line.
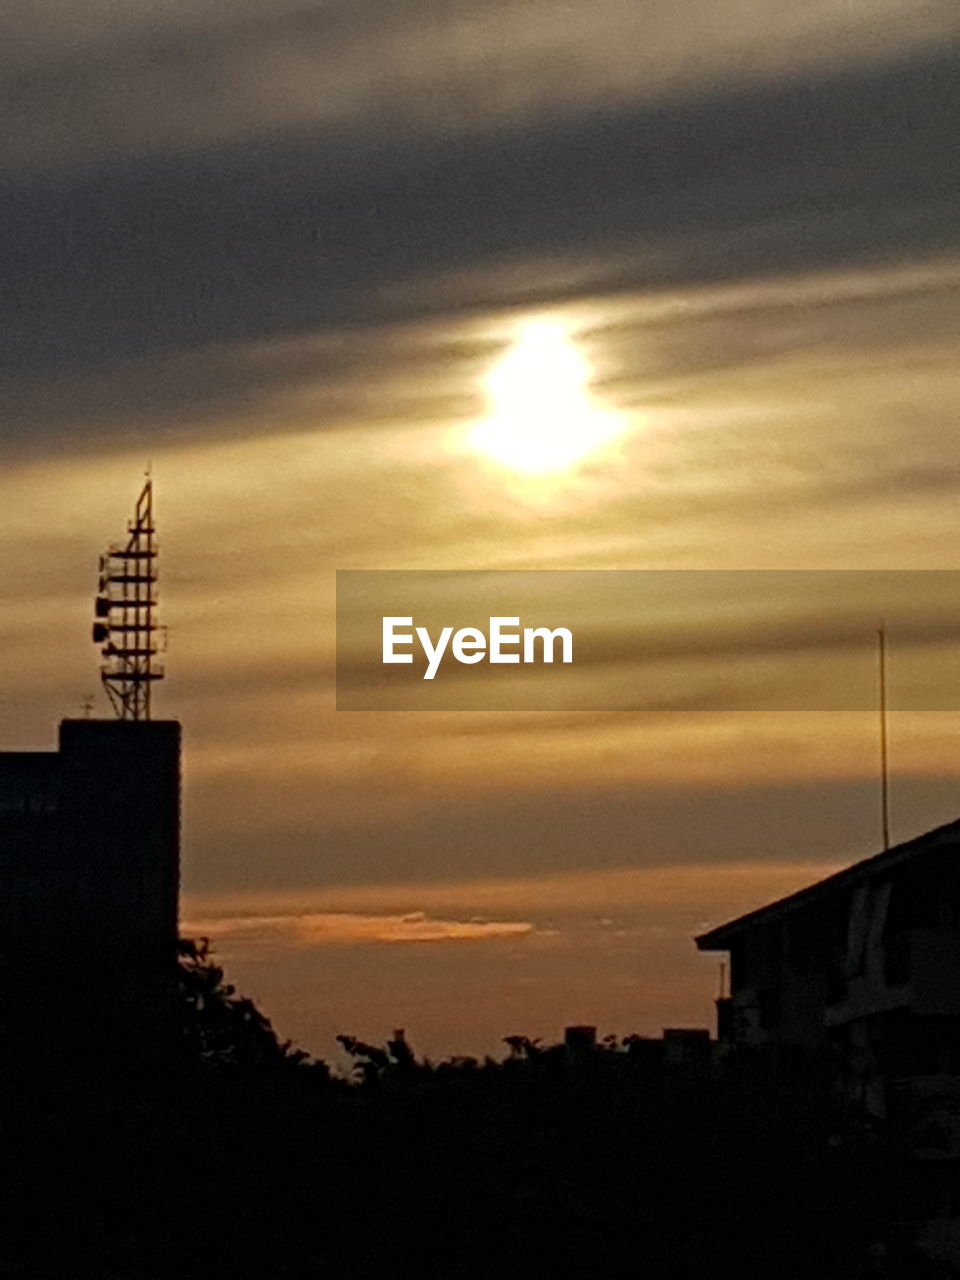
2, 1, 960, 1060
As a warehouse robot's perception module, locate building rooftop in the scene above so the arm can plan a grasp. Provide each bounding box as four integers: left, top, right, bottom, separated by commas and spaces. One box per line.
696, 816, 960, 951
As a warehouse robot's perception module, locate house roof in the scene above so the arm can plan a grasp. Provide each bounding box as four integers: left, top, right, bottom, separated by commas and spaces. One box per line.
695, 816, 960, 951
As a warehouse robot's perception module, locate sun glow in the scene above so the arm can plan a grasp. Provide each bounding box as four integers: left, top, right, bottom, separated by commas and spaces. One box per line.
469, 321, 624, 476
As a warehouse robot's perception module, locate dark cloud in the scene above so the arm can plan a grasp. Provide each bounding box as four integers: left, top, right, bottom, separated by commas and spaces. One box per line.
1, 45, 957, 454
9, 1, 953, 172
0, 327, 489, 455
186, 769, 960, 891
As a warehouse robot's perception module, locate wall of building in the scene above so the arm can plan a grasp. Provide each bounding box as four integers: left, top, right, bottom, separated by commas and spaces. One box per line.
0, 718, 180, 958
0, 719, 182, 1072
725, 898, 846, 1052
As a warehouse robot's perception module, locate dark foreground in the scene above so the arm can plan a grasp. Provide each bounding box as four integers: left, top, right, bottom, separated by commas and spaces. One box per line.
1, 943, 952, 1279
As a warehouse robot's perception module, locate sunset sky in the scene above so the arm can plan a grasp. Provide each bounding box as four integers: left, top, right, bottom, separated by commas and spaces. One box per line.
3, 1, 960, 1060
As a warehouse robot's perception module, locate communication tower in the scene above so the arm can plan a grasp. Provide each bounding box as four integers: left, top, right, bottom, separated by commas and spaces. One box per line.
92, 480, 164, 720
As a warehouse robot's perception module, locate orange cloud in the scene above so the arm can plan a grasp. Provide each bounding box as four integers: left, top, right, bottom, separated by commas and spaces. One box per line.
182, 908, 536, 949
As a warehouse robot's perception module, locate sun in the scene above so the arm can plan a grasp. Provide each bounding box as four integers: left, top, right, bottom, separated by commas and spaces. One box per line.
468, 320, 623, 477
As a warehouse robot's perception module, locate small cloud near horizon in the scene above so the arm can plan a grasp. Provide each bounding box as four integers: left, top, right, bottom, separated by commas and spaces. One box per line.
182, 908, 537, 949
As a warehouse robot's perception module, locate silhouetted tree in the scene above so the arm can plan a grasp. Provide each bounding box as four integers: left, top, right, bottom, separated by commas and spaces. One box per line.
503, 1034, 543, 1059
176, 937, 314, 1072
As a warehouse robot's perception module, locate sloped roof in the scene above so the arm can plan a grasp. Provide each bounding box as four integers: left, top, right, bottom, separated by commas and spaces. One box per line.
696, 816, 960, 950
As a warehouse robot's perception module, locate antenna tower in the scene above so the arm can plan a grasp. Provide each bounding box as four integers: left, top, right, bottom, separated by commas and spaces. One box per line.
92, 480, 164, 720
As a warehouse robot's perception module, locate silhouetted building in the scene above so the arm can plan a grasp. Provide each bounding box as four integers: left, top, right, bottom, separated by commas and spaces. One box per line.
697, 819, 960, 1260
0, 718, 181, 1072
564, 1024, 597, 1053
0, 718, 180, 958
697, 819, 960, 1098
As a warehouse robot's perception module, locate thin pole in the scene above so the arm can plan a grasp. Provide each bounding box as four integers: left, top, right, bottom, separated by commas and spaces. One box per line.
878, 621, 890, 851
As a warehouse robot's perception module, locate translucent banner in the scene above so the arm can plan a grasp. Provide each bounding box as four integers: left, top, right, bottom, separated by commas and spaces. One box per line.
336, 570, 960, 711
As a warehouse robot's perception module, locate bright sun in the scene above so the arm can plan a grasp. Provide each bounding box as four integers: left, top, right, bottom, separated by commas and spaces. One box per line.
468, 320, 623, 477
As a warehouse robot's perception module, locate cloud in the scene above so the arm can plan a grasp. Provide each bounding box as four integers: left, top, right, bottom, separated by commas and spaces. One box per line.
183, 860, 835, 925
4, 251, 957, 464
177, 765, 960, 900
182, 907, 537, 948
6, 1, 957, 171
1, 42, 957, 408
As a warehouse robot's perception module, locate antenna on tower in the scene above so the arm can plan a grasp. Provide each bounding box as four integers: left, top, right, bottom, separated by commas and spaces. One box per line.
92, 480, 164, 720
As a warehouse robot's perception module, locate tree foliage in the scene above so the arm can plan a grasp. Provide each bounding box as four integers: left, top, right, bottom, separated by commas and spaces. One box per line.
176, 937, 315, 1072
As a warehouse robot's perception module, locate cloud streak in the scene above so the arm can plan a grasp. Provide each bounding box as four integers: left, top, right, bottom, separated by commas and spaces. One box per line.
7, 1, 957, 170
182, 907, 536, 948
